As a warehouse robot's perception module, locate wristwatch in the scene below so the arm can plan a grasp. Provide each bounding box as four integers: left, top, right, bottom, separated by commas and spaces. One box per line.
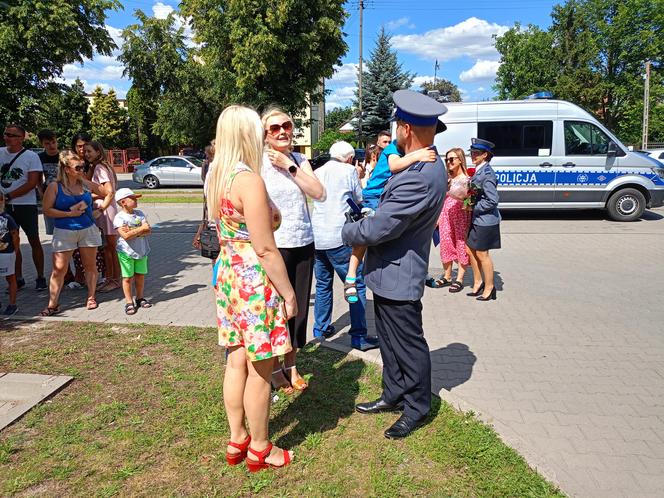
288, 164, 297, 174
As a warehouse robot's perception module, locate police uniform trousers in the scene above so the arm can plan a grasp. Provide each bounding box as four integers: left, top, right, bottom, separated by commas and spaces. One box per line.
373, 293, 431, 421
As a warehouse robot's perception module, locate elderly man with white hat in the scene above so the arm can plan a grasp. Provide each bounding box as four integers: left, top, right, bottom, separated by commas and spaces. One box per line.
310, 141, 379, 351
342, 89, 448, 439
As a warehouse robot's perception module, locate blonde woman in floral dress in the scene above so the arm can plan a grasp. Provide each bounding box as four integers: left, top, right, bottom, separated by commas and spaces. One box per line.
207, 105, 297, 472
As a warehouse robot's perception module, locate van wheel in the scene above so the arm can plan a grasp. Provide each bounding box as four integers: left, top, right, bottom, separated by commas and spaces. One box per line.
606, 188, 646, 222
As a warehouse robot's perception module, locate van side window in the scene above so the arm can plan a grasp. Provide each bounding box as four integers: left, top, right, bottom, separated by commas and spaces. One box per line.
564, 121, 611, 155
478, 121, 553, 156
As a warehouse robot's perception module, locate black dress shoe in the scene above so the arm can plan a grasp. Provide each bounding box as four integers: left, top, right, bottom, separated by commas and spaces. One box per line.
384, 414, 426, 439
476, 287, 497, 301
466, 282, 485, 297
355, 398, 404, 414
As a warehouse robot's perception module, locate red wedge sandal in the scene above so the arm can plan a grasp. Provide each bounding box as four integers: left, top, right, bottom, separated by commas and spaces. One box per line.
245, 442, 292, 472
225, 434, 251, 465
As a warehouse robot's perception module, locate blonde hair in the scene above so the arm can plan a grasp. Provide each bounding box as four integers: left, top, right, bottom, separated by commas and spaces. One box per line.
261, 107, 293, 152
206, 105, 265, 219
446, 147, 468, 176
57, 150, 85, 191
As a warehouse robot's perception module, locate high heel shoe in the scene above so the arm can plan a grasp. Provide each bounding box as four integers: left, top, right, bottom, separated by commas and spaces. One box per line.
226, 434, 251, 465
476, 287, 497, 301
466, 282, 485, 297
246, 442, 292, 472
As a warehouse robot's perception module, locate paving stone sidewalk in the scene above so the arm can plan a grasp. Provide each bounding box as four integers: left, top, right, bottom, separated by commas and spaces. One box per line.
5, 204, 664, 498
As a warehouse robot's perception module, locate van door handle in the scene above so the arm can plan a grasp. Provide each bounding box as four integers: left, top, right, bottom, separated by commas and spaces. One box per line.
539, 162, 552, 168
562, 162, 576, 168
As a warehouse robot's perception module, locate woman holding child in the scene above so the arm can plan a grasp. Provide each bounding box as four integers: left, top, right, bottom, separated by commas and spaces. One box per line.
209, 105, 297, 470
40, 150, 107, 315
260, 108, 325, 393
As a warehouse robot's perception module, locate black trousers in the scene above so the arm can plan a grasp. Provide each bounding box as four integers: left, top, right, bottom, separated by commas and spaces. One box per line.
374, 294, 431, 420
279, 243, 315, 350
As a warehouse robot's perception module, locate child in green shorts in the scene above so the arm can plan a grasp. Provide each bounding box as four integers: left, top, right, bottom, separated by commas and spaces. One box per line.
113, 188, 152, 315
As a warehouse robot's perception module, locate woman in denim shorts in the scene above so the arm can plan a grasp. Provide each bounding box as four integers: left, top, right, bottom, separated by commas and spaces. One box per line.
39, 151, 106, 315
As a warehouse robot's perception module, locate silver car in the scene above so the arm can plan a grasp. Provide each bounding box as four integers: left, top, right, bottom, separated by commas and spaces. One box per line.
132, 156, 204, 189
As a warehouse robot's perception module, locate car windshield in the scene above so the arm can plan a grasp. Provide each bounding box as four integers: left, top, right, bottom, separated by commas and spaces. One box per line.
186, 157, 204, 167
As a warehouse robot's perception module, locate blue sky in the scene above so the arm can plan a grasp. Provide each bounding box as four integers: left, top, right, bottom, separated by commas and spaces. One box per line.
61, 0, 560, 109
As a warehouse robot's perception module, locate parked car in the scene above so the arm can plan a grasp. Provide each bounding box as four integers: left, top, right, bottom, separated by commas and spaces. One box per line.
646, 149, 664, 162
132, 156, 204, 189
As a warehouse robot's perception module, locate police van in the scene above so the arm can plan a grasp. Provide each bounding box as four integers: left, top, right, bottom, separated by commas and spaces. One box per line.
433, 95, 664, 221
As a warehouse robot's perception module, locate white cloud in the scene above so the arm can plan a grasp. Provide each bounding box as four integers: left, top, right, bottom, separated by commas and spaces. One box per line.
53, 76, 128, 99
327, 63, 358, 85
63, 63, 125, 82
459, 60, 500, 82
105, 24, 124, 51
412, 75, 435, 89
392, 17, 509, 62
385, 17, 415, 30
325, 85, 356, 109
152, 1, 175, 19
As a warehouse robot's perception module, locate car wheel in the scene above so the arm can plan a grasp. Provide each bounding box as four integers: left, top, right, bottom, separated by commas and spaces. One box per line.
606, 187, 646, 222
144, 175, 160, 189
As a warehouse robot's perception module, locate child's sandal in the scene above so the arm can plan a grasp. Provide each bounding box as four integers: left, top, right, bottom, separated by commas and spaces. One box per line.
136, 298, 152, 308
344, 280, 359, 304
125, 302, 137, 315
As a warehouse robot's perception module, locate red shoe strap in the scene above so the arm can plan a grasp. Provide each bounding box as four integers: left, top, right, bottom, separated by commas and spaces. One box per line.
248, 442, 273, 462
228, 434, 251, 451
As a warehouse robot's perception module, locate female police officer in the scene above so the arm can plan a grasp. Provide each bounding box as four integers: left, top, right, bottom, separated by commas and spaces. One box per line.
466, 138, 500, 301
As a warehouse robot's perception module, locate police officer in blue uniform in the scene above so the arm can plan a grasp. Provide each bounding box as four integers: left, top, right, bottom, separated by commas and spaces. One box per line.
341, 90, 448, 439
466, 138, 501, 301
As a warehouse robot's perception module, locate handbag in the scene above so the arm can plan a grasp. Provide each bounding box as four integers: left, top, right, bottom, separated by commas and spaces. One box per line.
200, 201, 220, 259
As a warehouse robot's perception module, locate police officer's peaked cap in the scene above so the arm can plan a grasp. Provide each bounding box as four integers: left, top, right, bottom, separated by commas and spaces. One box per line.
470, 138, 495, 152
390, 89, 448, 134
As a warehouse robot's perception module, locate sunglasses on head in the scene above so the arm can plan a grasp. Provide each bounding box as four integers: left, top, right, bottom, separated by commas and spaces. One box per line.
267, 121, 293, 135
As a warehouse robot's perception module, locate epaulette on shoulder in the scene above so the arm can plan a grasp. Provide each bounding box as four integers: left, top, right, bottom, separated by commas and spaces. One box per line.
408, 162, 425, 172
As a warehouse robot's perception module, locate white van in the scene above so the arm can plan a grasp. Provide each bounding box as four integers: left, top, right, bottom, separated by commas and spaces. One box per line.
433, 97, 664, 221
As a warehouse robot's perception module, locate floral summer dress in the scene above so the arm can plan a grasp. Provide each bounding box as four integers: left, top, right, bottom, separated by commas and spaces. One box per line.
214, 163, 292, 362
439, 175, 471, 265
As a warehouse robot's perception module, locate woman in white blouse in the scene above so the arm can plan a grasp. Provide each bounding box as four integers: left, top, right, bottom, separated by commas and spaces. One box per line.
261, 108, 325, 393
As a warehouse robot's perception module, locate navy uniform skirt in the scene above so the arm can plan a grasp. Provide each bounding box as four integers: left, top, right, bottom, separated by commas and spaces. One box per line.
467, 223, 501, 251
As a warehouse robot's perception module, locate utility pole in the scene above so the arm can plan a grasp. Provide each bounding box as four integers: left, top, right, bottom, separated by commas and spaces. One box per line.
434, 59, 439, 87
358, 0, 364, 146
642, 60, 650, 150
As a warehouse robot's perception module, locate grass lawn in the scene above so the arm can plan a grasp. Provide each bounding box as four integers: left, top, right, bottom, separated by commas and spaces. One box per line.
137, 192, 204, 204
1, 322, 565, 497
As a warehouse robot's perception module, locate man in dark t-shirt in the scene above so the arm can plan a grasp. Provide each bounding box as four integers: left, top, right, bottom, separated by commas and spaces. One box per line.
37, 129, 60, 236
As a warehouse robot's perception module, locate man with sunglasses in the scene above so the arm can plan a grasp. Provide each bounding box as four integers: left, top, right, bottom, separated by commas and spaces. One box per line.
0, 124, 46, 290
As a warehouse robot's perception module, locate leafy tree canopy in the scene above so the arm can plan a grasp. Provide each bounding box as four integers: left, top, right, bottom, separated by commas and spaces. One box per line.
35, 79, 91, 148
314, 129, 355, 153
419, 79, 462, 103
89, 86, 130, 149
0, 0, 119, 128
494, 0, 664, 143
325, 106, 354, 131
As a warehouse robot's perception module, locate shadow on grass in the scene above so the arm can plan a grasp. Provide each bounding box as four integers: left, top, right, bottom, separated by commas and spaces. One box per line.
271, 346, 365, 449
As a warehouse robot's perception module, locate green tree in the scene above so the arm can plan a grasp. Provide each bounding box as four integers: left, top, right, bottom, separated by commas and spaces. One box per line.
325, 106, 353, 131
35, 79, 91, 148
355, 27, 413, 140
313, 129, 355, 153
119, 9, 192, 154
89, 86, 130, 148
419, 79, 462, 103
494, 0, 664, 141
0, 0, 119, 128
181, 0, 348, 115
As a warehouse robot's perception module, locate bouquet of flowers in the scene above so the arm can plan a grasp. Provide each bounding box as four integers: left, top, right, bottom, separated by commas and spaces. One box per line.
463, 181, 483, 209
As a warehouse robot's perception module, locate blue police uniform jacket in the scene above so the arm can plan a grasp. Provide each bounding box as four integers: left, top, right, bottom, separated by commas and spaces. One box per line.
341, 149, 447, 301
471, 162, 501, 226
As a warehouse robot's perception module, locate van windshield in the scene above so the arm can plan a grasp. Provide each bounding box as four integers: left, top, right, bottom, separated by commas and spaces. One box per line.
564, 121, 611, 155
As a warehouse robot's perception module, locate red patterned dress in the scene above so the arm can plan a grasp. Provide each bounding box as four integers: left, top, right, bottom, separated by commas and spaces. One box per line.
213, 163, 292, 362
439, 175, 471, 266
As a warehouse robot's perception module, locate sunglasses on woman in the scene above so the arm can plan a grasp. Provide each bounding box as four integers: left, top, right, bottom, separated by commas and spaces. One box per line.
71, 165, 85, 172
445, 157, 459, 163
267, 121, 293, 135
